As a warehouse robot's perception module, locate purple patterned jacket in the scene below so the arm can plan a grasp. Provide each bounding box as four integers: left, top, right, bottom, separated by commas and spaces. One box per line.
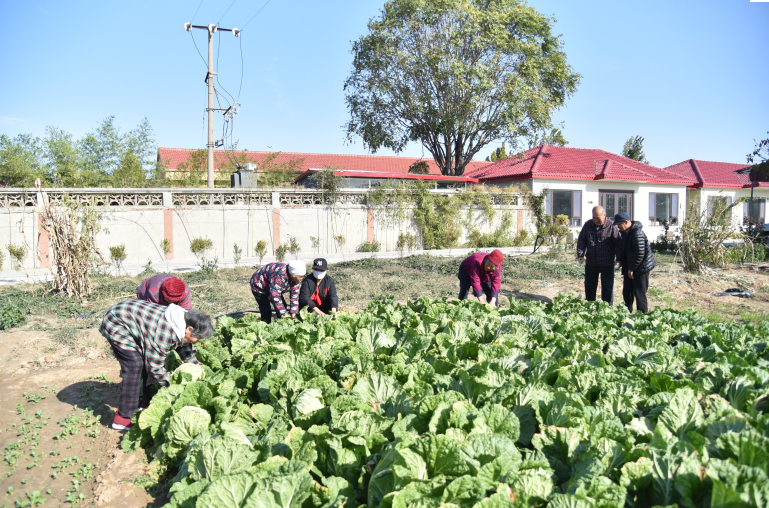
250, 263, 300, 317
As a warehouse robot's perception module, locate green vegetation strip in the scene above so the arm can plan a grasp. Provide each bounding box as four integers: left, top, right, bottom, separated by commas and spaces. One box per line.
124, 296, 769, 507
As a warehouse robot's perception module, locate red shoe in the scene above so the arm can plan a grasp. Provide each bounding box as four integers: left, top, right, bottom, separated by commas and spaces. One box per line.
112, 413, 133, 430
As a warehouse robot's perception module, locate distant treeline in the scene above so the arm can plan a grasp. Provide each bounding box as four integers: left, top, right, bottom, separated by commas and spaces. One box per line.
0, 116, 163, 188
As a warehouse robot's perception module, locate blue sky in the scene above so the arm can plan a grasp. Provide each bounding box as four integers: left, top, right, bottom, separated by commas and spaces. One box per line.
0, 0, 766, 168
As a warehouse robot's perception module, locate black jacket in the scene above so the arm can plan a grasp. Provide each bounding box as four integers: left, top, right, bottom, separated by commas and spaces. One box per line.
299, 274, 338, 311
621, 222, 656, 275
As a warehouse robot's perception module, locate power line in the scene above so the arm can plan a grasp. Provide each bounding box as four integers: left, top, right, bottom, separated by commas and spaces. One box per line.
242, 0, 271, 31
189, 31, 208, 68
191, 0, 205, 24
218, 0, 237, 24
215, 27, 235, 105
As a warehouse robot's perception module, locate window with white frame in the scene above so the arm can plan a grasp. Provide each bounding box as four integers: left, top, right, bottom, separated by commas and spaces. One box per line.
649, 193, 679, 226
544, 190, 582, 227
743, 199, 766, 225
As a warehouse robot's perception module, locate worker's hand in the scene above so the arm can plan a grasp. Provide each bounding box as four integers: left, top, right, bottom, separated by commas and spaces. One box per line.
330, 308, 337, 314
313, 307, 326, 317
578, 257, 584, 265
628, 270, 634, 280
488, 297, 497, 307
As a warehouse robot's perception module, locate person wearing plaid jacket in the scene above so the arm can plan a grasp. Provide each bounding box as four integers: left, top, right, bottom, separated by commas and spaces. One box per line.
250, 260, 306, 323
576, 206, 623, 305
100, 299, 213, 430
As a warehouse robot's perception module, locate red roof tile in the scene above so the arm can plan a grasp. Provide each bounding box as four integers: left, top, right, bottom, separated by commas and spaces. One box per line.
157, 147, 491, 176
293, 169, 478, 183
663, 159, 753, 188
465, 145, 696, 185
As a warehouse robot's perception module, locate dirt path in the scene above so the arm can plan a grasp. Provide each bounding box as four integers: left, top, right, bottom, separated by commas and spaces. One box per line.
0, 330, 157, 508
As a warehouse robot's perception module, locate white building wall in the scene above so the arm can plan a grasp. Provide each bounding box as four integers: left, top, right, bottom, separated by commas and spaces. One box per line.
530, 179, 688, 240
691, 187, 769, 226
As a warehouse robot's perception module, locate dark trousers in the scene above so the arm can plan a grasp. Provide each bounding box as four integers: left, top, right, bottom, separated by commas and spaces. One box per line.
584, 264, 615, 305
622, 271, 649, 313
253, 290, 287, 324
457, 269, 499, 306
111, 344, 153, 419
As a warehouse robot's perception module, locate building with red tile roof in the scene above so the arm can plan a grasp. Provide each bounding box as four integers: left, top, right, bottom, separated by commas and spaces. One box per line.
663, 159, 768, 225
156, 147, 491, 177
465, 145, 697, 236
465, 145, 696, 186
292, 169, 477, 189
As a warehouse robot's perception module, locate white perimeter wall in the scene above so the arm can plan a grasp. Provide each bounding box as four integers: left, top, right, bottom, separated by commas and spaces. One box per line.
0, 190, 532, 271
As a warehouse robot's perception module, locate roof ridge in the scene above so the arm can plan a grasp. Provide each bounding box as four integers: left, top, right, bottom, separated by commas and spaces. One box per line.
689, 160, 705, 185
530, 144, 548, 175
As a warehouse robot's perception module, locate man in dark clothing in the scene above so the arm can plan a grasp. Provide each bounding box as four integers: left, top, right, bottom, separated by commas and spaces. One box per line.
614, 212, 656, 313
299, 258, 339, 316
577, 206, 623, 304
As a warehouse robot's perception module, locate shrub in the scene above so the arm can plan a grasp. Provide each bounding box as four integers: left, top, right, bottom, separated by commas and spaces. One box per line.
310, 236, 321, 254
233, 243, 243, 265
333, 235, 346, 252
255, 240, 268, 265
109, 244, 127, 273
190, 237, 214, 259
356, 240, 381, 252
396, 232, 418, 254
275, 244, 288, 262
0, 300, 26, 330
287, 236, 301, 258
7, 243, 28, 271
160, 238, 172, 256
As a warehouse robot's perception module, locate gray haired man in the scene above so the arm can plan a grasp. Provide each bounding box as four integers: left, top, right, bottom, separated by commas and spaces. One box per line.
576, 206, 623, 304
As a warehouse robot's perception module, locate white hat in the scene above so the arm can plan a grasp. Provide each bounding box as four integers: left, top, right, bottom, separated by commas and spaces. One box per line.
287, 259, 306, 276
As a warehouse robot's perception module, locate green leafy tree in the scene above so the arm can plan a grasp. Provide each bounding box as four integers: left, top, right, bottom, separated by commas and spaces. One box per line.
747, 132, 769, 181
112, 151, 147, 187
344, 0, 580, 176
176, 149, 207, 187
527, 127, 568, 149
258, 152, 305, 187
486, 143, 508, 162
0, 134, 46, 187
408, 161, 430, 174
621, 136, 649, 164
43, 127, 83, 186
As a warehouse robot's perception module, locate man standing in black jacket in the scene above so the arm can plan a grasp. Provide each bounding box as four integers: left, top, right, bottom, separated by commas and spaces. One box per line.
577, 206, 623, 304
299, 258, 339, 316
614, 212, 656, 313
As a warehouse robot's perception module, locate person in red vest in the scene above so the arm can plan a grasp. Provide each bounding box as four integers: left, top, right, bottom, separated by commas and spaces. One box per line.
457, 249, 504, 306
299, 258, 338, 316
136, 274, 192, 310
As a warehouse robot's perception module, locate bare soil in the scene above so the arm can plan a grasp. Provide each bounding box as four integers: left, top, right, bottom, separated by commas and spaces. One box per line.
0, 253, 766, 507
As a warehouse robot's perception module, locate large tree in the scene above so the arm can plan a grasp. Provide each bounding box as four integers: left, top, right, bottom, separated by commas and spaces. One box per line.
621, 135, 649, 164
344, 0, 580, 176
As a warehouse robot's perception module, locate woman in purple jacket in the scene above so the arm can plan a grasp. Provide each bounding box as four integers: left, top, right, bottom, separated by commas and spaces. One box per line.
458, 249, 504, 306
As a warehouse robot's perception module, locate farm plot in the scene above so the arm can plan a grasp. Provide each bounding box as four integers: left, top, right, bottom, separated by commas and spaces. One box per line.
124, 296, 769, 508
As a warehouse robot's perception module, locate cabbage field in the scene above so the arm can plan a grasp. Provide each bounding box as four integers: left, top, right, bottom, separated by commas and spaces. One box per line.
124, 296, 769, 508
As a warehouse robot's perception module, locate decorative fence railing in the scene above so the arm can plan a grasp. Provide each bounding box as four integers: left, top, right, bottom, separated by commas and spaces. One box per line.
0, 188, 522, 208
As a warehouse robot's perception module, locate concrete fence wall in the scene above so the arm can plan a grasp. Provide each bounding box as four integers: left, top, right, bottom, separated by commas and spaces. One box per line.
0, 188, 533, 270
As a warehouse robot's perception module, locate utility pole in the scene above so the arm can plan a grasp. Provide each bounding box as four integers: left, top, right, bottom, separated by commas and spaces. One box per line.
184, 23, 240, 188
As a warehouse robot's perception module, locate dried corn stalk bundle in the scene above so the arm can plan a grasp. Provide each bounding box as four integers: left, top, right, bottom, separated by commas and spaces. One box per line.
37, 185, 104, 298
